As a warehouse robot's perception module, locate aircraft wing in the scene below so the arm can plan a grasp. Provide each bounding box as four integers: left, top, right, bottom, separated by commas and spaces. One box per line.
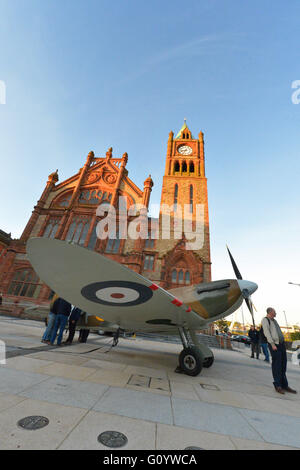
26, 238, 208, 334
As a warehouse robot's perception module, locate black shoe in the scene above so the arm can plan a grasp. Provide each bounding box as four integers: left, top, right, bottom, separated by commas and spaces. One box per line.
284, 387, 297, 394
275, 386, 285, 394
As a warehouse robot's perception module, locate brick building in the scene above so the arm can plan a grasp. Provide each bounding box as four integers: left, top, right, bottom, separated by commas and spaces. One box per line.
0, 122, 211, 314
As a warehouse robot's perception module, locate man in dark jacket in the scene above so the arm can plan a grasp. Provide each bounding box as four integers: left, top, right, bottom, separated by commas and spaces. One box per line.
248, 325, 260, 359
64, 307, 83, 345
49, 297, 72, 346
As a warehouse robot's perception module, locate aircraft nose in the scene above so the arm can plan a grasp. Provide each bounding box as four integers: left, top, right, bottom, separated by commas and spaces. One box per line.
237, 280, 258, 297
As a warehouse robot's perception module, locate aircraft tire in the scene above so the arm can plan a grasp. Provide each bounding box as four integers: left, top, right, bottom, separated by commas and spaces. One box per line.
179, 347, 203, 376
203, 355, 214, 368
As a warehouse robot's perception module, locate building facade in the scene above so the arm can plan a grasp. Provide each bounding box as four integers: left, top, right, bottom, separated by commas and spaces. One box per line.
0, 122, 211, 314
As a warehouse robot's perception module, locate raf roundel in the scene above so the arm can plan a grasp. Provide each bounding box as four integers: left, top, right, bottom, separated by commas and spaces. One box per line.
81, 281, 153, 307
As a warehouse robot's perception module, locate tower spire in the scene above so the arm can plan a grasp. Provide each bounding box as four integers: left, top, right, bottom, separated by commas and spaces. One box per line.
175, 119, 193, 139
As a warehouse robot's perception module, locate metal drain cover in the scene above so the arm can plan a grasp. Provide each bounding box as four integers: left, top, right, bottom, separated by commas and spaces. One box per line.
17, 416, 49, 430
98, 431, 128, 448
185, 446, 205, 450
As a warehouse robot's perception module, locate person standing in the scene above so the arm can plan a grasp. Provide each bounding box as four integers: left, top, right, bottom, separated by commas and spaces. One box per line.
262, 307, 297, 395
64, 307, 83, 345
41, 293, 59, 344
78, 328, 90, 343
258, 325, 270, 362
49, 297, 72, 346
248, 325, 260, 359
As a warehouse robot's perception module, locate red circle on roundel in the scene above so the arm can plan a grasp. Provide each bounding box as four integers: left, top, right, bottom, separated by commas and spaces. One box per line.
110, 293, 125, 299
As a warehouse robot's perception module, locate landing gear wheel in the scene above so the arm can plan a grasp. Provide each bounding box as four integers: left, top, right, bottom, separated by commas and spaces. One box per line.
203, 355, 214, 368
179, 347, 203, 376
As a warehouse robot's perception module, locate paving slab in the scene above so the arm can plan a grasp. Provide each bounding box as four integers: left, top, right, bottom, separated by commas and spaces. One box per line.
170, 381, 200, 401
171, 397, 264, 441
230, 436, 298, 450
58, 410, 156, 450
86, 369, 132, 387
0, 366, 50, 394
81, 358, 128, 371
0, 398, 87, 450
194, 385, 259, 409
0, 392, 27, 412
37, 362, 97, 381
18, 376, 109, 410
29, 350, 90, 366
156, 423, 236, 450
5, 356, 54, 373
93, 387, 173, 425
238, 408, 300, 448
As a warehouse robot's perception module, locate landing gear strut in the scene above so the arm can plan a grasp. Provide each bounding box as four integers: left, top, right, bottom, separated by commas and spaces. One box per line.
176, 327, 214, 376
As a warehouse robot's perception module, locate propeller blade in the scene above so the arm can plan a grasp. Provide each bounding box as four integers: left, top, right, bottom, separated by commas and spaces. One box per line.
245, 297, 256, 327
226, 245, 243, 280
227, 246, 256, 327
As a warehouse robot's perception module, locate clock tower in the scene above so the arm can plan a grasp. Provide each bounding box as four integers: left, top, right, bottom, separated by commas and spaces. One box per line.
158, 120, 211, 287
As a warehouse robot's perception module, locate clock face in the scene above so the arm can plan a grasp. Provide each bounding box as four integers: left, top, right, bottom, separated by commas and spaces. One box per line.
178, 145, 192, 155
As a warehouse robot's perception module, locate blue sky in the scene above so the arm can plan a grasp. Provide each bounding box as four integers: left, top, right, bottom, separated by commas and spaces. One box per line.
1, 0, 300, 325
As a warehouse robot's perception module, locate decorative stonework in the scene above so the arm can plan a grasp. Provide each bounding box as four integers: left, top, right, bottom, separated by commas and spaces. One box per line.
83, 172, 101, 185
103, 173, 117, 185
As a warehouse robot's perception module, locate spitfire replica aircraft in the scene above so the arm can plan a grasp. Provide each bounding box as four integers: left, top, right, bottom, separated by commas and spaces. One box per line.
27, 238, 257, 376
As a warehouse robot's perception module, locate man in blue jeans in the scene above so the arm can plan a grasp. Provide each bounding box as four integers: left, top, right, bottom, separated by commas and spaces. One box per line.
49, 297, 72, 346
258, 326, 270, 362
41, 294, 58, 343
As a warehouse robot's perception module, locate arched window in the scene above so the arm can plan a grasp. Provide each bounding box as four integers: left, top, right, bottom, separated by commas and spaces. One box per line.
66, 217, 91, 245
182, 161, 187, 172
144, 255, 155, 271
189, 161, 194, 173
87, 221, 98, 251
171, 268, 191, 285
178, 270, 184, 284
7, 269, 41, 298
174, 161, 180, 173
43, 218, 60, 239
57, 193, 72, 207
145, 229, 155, 249
189, 185, 193, 213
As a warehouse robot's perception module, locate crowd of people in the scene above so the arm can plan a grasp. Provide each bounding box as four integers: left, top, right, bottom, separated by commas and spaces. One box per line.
41, 294, 90, 346
248, 324, 269, 362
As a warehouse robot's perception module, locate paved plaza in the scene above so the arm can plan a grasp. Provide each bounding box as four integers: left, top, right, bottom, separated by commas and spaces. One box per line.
0, 315, 299, 450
